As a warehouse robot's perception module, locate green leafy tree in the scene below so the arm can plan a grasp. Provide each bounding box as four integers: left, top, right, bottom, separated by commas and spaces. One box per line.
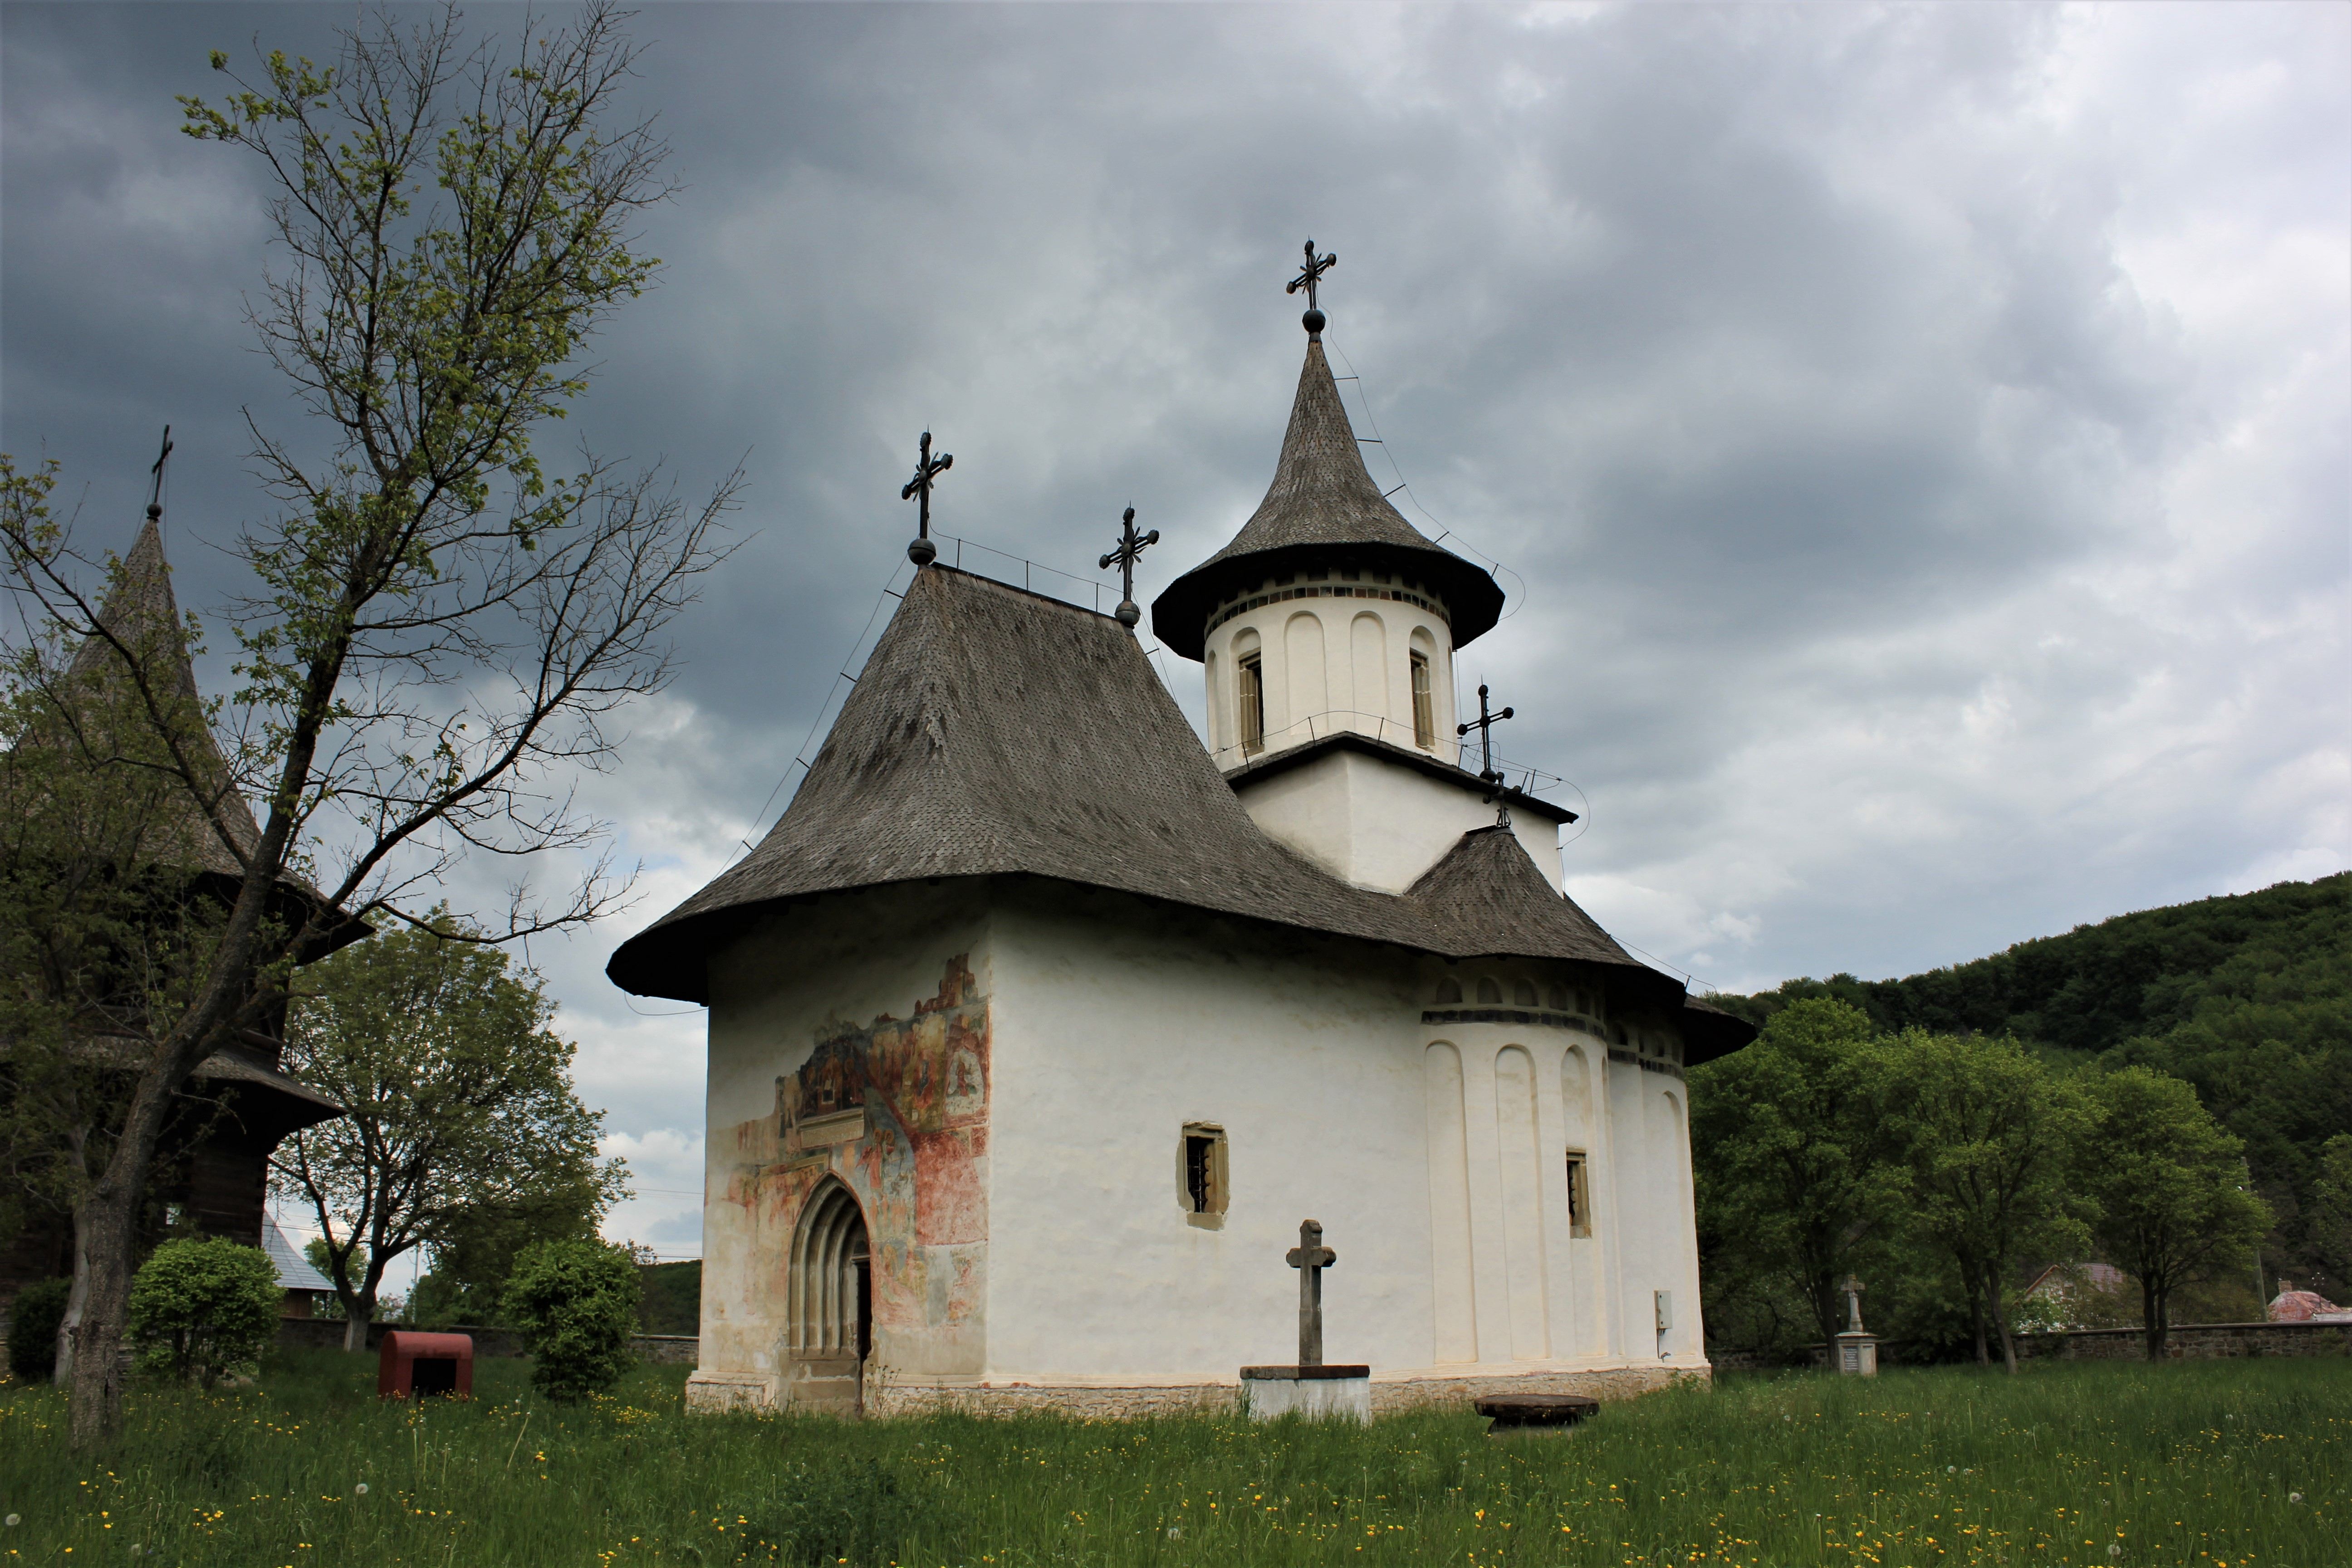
409, 1175, 611, 1328
125, 1235, 281, 1388
0, 470, 242, 1387
273, 914, 625, 1349
1, 3, 731, 1445
2311, 1133, 2352, 1296
502, 1237, 640, 1401
1690, 999, 1895, 1350
1866, 1031, 2094, 1372
2080, 1066, 2273, 1357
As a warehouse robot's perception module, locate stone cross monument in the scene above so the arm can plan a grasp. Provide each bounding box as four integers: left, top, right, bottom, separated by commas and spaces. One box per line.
1241, 1218, 1370, 1422
1834, 1273, 1880, 1377
1286, 1219, 1337, 1366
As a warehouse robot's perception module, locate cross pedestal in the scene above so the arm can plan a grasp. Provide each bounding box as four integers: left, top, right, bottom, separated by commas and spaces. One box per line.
1834, 1274, 1879, 1377
1240, 1220, 1370, 1423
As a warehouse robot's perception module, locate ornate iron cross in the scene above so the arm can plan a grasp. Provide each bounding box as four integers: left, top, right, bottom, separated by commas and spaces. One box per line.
1457, 682, 1514, 788
901, 431, 954, 565
1098, 505, 1160, 631
1286, 238, 1338, 310
1286, 1218, 1338, 1367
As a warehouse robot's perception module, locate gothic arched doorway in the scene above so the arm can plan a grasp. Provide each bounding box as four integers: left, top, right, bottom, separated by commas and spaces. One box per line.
786, 1177, 871, 1415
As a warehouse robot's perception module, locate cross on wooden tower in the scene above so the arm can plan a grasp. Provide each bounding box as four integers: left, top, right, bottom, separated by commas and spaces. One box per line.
1286, 238, 1338, 336
1285, 1218, 1338, 1367
1456, 683, 1514, 789
901, 431, 954, 565
145, 425, 173, 523
1098, 506, 1160, 632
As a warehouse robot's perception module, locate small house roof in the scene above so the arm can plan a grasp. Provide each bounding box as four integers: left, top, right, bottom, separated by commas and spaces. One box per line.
1149, 339, 1505, 659
264, 1218, 334, 1294
609, 568, 1717, 1021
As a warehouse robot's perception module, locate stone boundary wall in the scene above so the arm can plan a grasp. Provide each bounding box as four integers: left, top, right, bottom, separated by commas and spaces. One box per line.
275, 1316, 697, 1364
2012, 1320, 2351, 1361
1711, 1319, 2352, 1371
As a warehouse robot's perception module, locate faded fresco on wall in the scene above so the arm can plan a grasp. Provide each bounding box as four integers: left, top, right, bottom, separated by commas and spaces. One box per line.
720, 955, 990, 1375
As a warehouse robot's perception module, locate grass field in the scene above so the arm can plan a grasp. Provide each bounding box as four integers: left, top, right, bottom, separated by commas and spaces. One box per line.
0, 1352, 2342, 1567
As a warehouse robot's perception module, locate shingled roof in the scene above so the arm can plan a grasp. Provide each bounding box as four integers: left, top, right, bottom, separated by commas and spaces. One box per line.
58, 515, 365, 959
608, 567, 1706, 1025
66, 515, 262, 881
1149, 339, 1506, 659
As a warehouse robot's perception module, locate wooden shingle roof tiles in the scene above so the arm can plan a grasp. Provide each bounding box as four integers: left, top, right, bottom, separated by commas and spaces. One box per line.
608, 567, 1693, 1022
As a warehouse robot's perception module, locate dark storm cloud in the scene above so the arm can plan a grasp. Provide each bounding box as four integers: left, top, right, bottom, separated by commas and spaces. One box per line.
6, 3, 2344, 1247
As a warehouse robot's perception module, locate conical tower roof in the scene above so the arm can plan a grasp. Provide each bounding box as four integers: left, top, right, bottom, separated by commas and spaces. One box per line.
54, 514, 365, 960
65, 514, 263, 880
1150, 338, 1504, 659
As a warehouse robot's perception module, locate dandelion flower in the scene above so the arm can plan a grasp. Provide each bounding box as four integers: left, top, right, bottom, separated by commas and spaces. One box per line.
3, 1515, 17, 1527
354, 1484, 369, 1497
2289, 1492, 2303, 1504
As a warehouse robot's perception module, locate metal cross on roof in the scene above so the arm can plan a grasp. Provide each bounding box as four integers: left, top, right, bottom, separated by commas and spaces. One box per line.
145, 425, 173, 522
1286, 239, 1338, 335
1285, 1219, 1338, 1368
1098, 505, 1160, 632
1457, 683, 1514, 791
901, 430, 954, 565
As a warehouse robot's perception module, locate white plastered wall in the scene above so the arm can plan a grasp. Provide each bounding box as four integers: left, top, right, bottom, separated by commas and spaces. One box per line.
1232, 748, 1566, 893
975, 885, 1703, 1389
1202, 575, 1457, 769
689, 880, 1708, 1406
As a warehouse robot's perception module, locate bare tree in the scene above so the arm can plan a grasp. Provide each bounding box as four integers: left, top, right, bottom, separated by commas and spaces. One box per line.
0, 3, 735, 1444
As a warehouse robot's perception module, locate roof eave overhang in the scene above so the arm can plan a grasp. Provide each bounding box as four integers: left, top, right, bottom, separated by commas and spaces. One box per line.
1150, 540, 1505, 662
1221, 730, 1577, 826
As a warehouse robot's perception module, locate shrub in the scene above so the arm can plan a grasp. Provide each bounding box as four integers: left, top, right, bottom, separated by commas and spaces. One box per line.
5, 1276, 73, 1382
501, 1238, 640, 1401
726, 1455, 936, 1565
126, 1236, 282, 1387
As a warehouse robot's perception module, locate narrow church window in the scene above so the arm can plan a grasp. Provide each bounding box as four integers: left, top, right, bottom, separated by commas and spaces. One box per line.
1180, 1122, 1229, 1223
1547, 984, 1568, 1011
1410, 652, 1435, 748
1513, 980, 1538, 1007
1476, 977, 1503, 1005
1238, 655, 1265, 756
1435, 975, 1462, 1004
1564, 1151, 1592, 1237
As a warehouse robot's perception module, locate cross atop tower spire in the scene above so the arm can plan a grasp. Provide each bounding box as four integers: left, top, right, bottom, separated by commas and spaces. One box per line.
902, 431, 953, 566
146, 425, 173, 523
1286, 239, 1337, 338
1098, 505, 1159, 633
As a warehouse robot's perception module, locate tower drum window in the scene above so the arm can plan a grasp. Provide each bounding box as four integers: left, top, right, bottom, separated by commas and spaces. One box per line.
1238, 655, 1265, 756
1564, 1150, 1592, 1237
1410, 651, 1435, 749
1180, 1122, 1229, 1226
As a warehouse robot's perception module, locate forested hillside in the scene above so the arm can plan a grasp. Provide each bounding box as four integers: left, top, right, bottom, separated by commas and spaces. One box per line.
1707, 872, 2351, 1339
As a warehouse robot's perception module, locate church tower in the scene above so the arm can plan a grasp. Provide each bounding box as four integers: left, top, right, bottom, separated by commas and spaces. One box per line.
1152, 245, 1577, 894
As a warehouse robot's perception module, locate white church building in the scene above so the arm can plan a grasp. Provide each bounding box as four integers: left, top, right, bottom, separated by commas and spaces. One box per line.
606, 274, 1752, 1417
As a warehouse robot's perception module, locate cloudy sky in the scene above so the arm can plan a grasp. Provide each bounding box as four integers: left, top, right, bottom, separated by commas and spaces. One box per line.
5, 1, 2345, 1263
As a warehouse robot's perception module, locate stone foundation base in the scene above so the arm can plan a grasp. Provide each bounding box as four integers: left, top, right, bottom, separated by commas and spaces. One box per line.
1370, 1364, 1706, 1415
865, 1381, 1237, 1420
685, 1371, 780, 1413
1243, 1372, 1372, 1423
676, 1362, 1709, 1420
